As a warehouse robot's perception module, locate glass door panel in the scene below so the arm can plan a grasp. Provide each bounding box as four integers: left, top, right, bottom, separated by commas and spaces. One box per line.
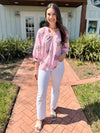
25, 17, 34, 39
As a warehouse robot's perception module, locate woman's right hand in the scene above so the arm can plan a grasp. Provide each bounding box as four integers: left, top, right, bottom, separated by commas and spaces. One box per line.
34, 61, 39, 80
34, 70, 38, 80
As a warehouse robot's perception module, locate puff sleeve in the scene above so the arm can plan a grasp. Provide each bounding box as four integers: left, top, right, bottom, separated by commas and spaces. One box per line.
61, 30, 69, 54
32, 30, 41, 62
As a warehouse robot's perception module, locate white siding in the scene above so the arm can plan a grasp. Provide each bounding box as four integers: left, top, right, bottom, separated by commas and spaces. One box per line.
0, 5, 21, 40
0, 5, 82, 40
59, 7, 81, 40
74, 6, 82, 39
0, 6, 2, 40
86, 0, 100, 19
61, 6, 81, 40
86, 0, 100, 35
86, 5, 100, 19
0, 5, 7, 39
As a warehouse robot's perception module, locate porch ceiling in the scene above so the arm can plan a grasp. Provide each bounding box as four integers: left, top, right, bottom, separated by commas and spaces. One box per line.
0, 0, 87, 7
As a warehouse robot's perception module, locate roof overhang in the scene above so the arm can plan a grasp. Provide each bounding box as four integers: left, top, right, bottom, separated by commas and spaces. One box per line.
0, 0, 87, 7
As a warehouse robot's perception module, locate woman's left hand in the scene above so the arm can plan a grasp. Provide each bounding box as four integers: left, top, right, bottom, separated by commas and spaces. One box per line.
57, 53, 66, 62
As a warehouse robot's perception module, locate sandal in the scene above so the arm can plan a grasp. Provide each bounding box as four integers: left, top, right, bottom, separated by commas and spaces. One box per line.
35, 120, 42, 132
50, 111, 57, 121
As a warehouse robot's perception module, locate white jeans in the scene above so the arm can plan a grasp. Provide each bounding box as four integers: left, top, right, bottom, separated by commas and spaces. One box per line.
37, 61, 65, 120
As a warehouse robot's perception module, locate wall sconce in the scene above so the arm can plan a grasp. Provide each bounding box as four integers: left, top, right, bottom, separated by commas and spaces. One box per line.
65, 3, 69, 6
68, 12, 73, 18
41, 3, 44, 5
15, 11, 20, 16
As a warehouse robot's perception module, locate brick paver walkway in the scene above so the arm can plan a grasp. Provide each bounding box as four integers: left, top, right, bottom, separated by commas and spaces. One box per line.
5, 57, 100, 133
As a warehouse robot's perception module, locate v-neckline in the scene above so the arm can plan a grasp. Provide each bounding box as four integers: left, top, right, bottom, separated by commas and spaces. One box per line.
47, 27, 59, 37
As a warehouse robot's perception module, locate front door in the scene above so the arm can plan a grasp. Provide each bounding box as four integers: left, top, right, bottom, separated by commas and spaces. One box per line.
21, 12, 40, 40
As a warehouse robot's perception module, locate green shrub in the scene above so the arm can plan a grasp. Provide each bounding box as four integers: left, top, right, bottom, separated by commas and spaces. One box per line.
68, 34, 100, 62
0, 37, 33, 62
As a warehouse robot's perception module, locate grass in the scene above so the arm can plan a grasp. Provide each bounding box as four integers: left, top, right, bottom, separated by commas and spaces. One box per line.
73, 81, 100, 133
0, 82, 20, 133
0, 57, 23, 132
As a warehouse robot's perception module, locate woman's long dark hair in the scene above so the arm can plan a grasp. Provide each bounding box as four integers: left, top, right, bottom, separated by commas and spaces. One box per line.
45, 3, 66, 46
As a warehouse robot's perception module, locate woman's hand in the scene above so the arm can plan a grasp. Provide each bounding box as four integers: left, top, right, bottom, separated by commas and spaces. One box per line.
34, 61, 39, 80
34, 70, 38, 80
57, 53, 66, 62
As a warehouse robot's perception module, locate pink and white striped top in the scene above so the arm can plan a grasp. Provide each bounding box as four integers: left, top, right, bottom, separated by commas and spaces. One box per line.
33, 26, 69, 71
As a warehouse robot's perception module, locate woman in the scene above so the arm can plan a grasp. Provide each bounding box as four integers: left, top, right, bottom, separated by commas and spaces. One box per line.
33, 3, 69, 132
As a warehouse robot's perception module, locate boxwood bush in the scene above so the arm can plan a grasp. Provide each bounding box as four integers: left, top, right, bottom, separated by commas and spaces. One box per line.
0, 37, 33, 62
68, 34, 100, 62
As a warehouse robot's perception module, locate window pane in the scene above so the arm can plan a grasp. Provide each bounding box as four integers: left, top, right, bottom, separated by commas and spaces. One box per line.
88, 21, 97, 34
25, 17, 34, 39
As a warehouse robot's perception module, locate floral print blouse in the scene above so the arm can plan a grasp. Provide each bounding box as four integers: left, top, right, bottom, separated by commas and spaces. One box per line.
33, 26, 69, 71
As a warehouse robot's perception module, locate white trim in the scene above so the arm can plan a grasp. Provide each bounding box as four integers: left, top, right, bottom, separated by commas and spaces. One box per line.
20, 11, 41, 39
86, 18, 100, 35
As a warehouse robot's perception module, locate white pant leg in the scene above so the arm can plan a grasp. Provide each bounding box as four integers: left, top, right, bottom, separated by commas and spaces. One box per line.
37, 70, 50, 120
50, 61, 65, 111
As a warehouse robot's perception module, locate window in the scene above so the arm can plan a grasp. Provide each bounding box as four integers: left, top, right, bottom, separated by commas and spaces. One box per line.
87, 19, 100, 36
88, 21, 97, 34
25, 17, 34, 39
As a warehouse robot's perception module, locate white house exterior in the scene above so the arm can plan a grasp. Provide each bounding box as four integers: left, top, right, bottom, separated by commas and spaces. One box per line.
86, 0, 100, 36
0, 0, 100, 41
